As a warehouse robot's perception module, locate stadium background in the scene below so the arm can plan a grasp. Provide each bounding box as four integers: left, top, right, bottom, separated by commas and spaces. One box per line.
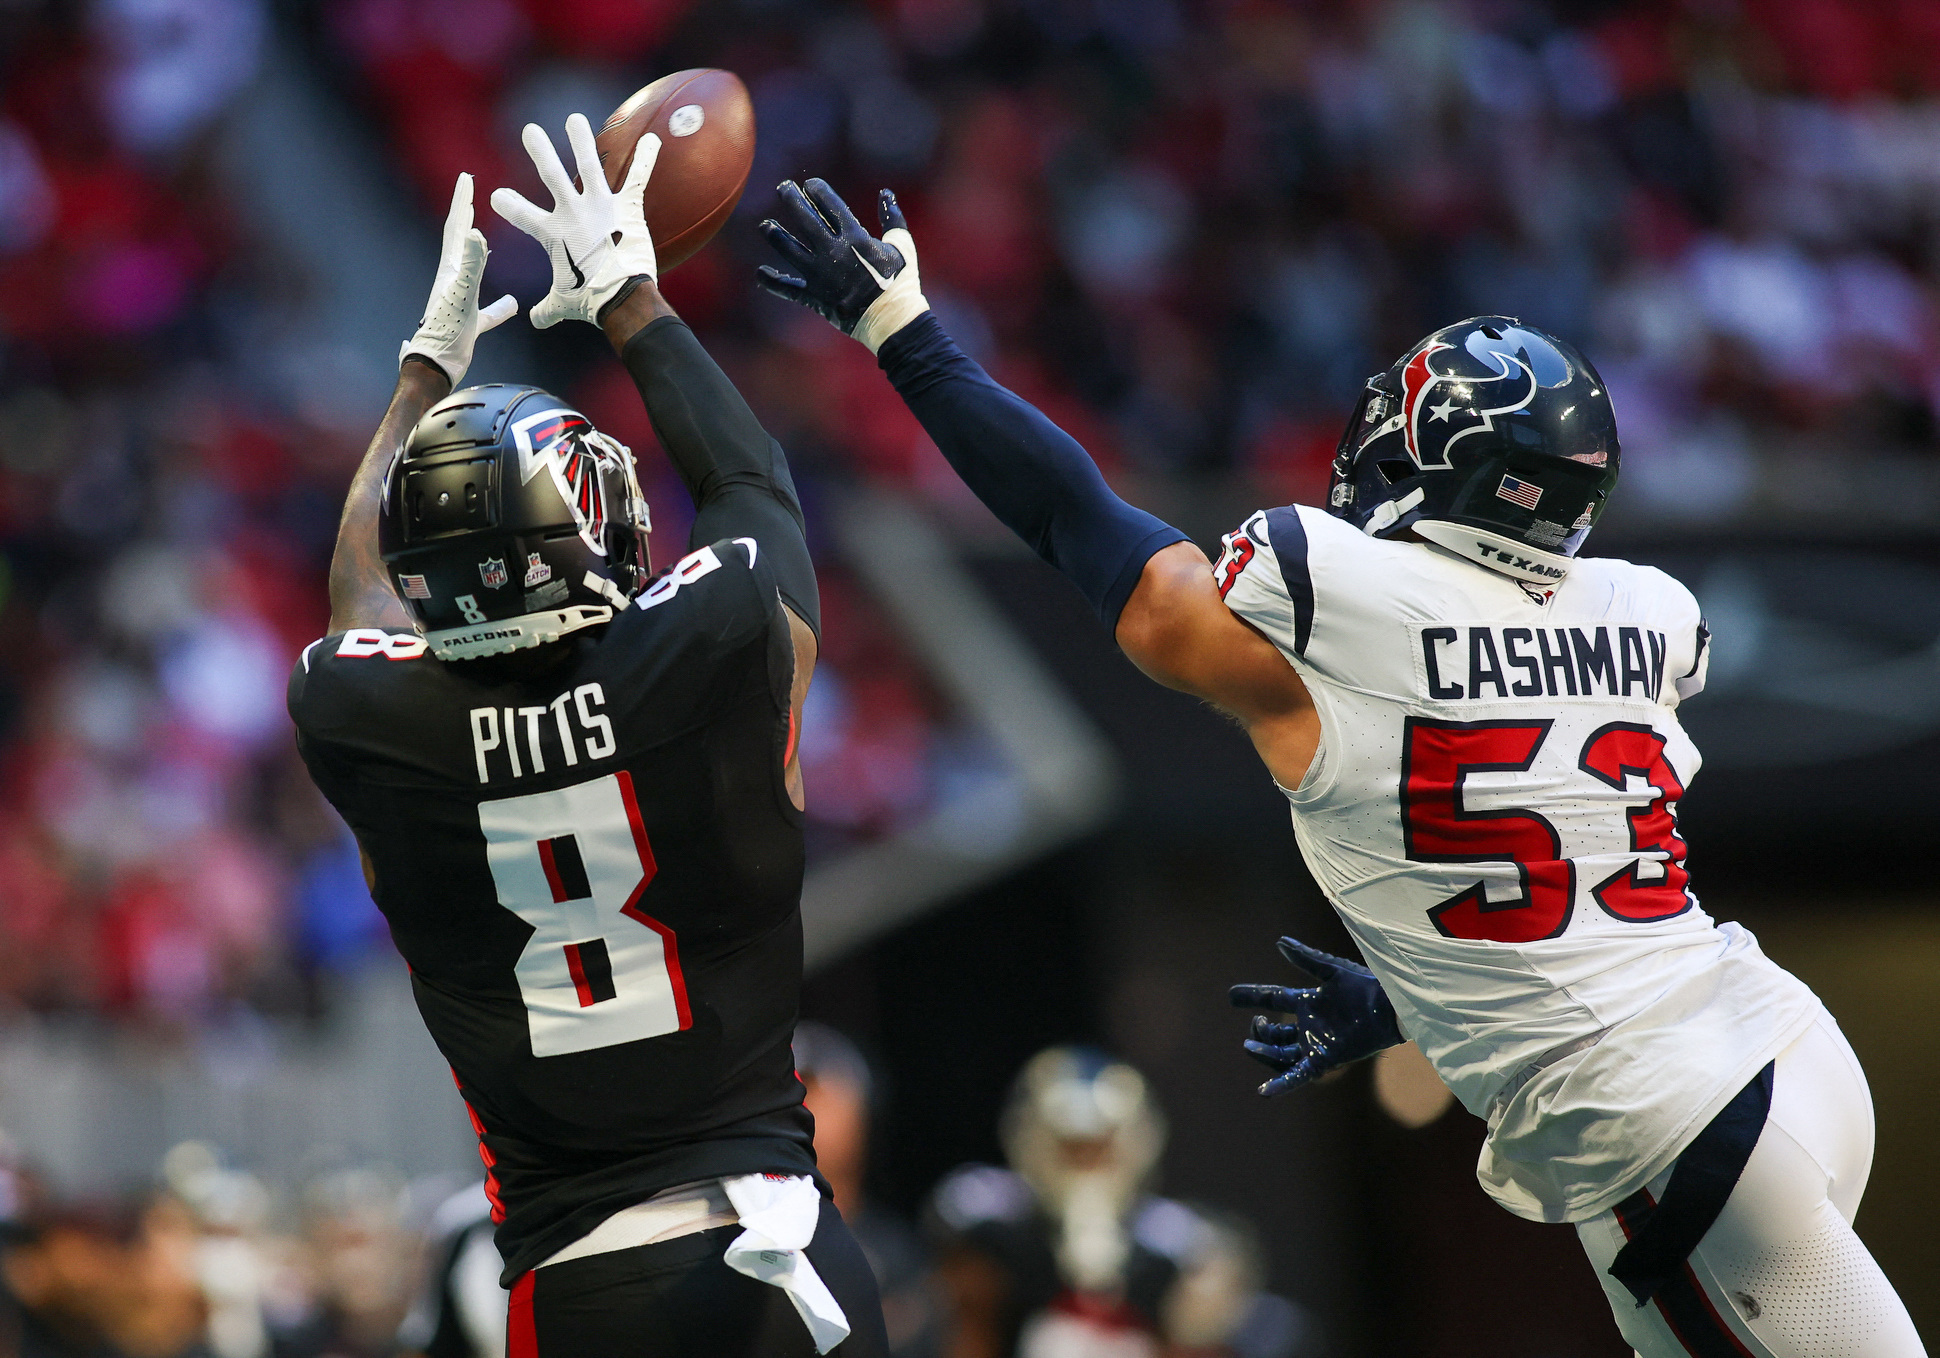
0, 0, 1934, 1353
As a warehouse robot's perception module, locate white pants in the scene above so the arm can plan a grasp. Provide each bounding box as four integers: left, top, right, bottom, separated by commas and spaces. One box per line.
1575, 1014, 1927, 1358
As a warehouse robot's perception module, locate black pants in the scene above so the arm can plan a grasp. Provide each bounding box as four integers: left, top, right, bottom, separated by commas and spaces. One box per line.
509, 1197, 888, 1358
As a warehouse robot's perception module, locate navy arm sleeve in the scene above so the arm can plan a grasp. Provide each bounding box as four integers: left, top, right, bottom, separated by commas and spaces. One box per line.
618, 316, 820, 637
876, 314, 1187, 631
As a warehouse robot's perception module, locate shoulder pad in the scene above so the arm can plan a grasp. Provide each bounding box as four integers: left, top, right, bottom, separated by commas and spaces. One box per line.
632, 538, 760, 614
309, 629, 431, 665
1216, 505, 1315, 656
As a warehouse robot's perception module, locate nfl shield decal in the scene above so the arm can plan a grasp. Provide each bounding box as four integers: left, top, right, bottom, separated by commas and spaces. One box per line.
479, 557, 509, 589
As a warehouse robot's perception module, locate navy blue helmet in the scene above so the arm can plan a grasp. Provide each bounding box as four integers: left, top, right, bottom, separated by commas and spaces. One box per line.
1326, 317, 1619, 584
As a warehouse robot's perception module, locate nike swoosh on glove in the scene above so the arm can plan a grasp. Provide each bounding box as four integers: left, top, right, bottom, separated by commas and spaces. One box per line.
756, 179, 929, 354
491, 114, 660, 329
400, 172, 518, 385
1229, 936, 1405, 1096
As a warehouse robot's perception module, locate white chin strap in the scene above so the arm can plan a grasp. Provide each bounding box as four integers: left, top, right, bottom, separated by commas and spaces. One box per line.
425, 604, 613, 661
1362, 486, 1425, 535
1412, 520, 1573, 586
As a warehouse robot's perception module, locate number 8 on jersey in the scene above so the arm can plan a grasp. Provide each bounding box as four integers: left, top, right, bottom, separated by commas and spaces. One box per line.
478, 770, 690, 1056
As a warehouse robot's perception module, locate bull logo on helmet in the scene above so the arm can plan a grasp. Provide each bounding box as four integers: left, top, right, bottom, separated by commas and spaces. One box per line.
1394, 327, 1572, 471
510, 407, 610, 554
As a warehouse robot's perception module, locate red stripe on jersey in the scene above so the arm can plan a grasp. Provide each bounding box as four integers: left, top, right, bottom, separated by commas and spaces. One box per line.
784, 706, 800, 767
1672, 1262, 1759, 1358
563, 942, 596, 1008
507, 1271, 537, 1358
536, 837, 569, 904
449, 1067, 507, 1224
614, 769, 690, 1031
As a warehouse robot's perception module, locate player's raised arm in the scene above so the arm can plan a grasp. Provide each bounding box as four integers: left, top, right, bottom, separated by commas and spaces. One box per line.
492, 117, 820, 644
756, 180, 1315, 778
328, 172, 517, 634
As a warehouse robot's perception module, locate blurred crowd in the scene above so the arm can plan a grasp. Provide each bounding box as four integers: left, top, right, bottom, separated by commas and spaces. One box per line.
0, 0, 1934, 1033
320, 0, 1940, 524
0, 1034, 1310, 1358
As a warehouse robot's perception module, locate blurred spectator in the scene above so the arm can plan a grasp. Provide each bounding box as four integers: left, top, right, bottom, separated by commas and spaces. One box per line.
0, 1195, 211, 1358
160, 1142, 276, 1358
395, 1182, 502, 1358
274, 1168, 412, 1358
795, 1021, 940, 1358
925, 1047, 1304, 1358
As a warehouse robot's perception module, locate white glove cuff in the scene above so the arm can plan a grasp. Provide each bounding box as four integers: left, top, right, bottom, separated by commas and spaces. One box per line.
587, 272, 642, 323
854, 227, 930, 355
399, 340, 453, 381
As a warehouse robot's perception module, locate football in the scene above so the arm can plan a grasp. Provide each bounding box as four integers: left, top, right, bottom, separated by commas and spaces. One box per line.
596, 68, 755, 274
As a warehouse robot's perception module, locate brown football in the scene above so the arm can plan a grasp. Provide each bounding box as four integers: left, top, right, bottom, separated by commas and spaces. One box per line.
595, 68, 755, 274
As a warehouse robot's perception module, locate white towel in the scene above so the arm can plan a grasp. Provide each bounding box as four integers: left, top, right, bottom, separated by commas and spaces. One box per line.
720, 1174, 851, 1354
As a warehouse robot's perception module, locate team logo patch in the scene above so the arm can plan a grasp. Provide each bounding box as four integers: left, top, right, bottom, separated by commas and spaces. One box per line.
1396, 327, 1572, 471
1496, 475, 1543, 510
479, 557, 509, 589
398, 573, 432, 600
523, 552, 551, 587
509, 407, 611, 555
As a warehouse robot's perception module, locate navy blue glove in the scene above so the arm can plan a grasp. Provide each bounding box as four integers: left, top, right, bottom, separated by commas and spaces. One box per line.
1229, 937, 1404, 1096
757, 180, 930, 353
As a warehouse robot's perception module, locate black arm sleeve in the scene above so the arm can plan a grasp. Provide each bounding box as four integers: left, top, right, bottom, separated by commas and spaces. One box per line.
877, 314, 1188, 631
619, 316, 820, 637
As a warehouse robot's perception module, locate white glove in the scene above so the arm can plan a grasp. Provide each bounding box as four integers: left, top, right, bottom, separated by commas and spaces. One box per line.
400, 173, 518, 385
491, 115, 660, 329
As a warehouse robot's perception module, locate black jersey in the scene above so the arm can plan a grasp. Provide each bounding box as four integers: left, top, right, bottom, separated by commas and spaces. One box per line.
288, 539, 817, 1282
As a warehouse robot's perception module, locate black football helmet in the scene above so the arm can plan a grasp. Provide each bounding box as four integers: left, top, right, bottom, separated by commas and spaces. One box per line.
378, 384, 651, 660
1326, 317, 1619, 585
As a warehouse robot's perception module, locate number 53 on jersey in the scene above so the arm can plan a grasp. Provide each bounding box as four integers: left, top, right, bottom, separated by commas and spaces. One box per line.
1402, 718, 1692, 944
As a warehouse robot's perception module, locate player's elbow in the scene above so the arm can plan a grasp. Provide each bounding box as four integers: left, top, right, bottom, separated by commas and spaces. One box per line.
1113, 546, 1213, 692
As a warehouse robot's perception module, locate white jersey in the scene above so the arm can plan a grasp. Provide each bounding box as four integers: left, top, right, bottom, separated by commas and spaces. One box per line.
1216, 504, 1821, 1224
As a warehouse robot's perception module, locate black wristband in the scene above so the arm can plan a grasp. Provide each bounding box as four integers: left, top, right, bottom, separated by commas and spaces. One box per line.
596, 274, 654, 325
399, 353, 453, 390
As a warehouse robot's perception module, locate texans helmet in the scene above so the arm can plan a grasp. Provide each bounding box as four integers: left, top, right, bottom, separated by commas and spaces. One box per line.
1326, 317, 1619, 585
379, 384, 651, 661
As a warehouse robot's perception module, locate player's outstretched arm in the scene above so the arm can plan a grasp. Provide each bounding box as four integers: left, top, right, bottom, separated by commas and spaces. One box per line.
757, 180, 1185, 625
492, 118, 820, 643
756, 179, 1318, 779
598, 284, 820, 643
1113, 543, 1319, 786
330, 173, 516, 633
598, 281, 822, 813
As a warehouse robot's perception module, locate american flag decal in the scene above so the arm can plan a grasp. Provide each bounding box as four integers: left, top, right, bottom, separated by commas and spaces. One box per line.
399, 573, 431, 599
1496, 474, 1543, 511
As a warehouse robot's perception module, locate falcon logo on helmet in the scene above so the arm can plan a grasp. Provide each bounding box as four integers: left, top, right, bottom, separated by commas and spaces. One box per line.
380, 384, 653, 661
512, 407, 611, 554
